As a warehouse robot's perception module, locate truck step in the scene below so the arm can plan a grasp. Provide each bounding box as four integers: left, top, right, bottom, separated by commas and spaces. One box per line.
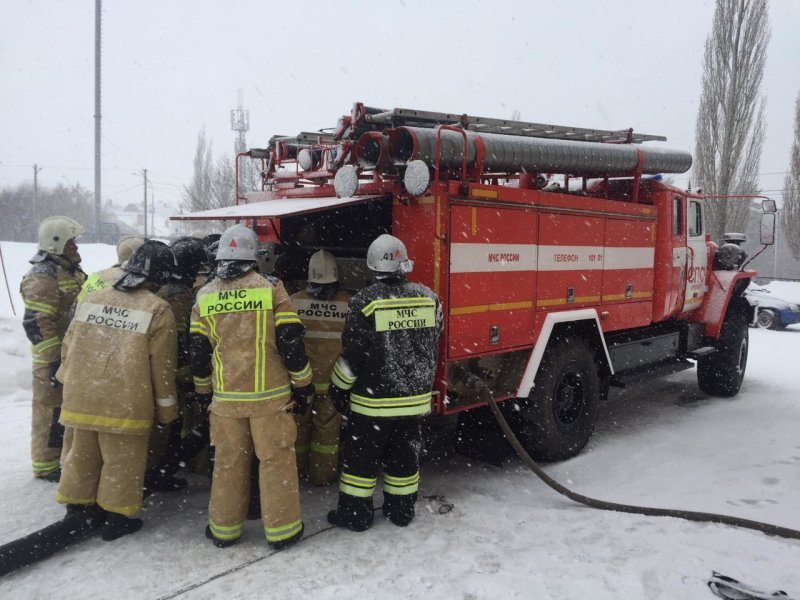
687, 346, 716, 358
610, 359, 694, 389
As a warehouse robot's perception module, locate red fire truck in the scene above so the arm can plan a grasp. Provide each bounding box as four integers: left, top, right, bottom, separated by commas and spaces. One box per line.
173, 102, 777, 461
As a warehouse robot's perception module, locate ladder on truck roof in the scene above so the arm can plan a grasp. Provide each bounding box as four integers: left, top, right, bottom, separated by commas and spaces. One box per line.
267, 131, 336, 145
360, 105, 667, 144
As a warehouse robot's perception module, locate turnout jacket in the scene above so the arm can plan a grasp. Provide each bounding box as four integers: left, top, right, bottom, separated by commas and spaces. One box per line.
20, 252, 86, 365
331, 277, 442, 418
190, 270, 312, 418
158, 279, 194, 385
291, 288, 352, 392
76, 265, 125, 304
57, 285, 178, 434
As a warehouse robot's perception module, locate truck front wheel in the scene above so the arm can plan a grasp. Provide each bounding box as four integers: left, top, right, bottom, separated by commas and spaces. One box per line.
697, 306, 749, 397
514, 338, 600, 461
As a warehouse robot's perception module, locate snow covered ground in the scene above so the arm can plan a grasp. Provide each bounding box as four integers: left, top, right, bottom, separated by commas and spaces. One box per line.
0, 243, 798, 599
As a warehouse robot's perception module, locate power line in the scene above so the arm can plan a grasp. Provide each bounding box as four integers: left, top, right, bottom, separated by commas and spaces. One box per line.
0, 163, 137, 172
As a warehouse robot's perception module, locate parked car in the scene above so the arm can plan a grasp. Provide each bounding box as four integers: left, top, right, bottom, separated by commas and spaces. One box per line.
744, 286, 800, 330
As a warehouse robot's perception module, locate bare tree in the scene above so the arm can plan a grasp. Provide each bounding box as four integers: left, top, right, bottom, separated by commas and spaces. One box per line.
0, 182, 94, 242
211, 154, 236, 208
783, 93, 800, 258
182, 128, 215, 213
693, 0, 770, 243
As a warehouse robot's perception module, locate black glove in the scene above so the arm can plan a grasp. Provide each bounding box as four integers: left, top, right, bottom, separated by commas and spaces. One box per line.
195, 393, 212, 412
48, 361, 61, 388
291, 383, 314, 415
329, 385, 350, 415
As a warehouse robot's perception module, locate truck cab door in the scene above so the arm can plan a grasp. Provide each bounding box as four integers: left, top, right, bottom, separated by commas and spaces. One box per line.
667, 195, 687, 316
683, 198, 708, 312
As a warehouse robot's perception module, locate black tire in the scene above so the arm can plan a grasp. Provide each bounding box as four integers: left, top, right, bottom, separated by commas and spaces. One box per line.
512, 338, 600, 461
698, 305, 749, 397
756, 308, 783, 330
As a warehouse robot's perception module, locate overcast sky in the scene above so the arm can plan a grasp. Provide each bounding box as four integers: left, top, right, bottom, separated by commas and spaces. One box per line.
1, 0, 798, 217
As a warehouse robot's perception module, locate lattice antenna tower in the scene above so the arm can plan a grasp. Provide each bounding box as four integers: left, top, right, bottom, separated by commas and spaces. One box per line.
230, 89, 250, 154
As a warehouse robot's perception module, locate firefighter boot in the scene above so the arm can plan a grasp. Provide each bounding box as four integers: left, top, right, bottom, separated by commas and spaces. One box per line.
102, 512, 143, 541
205, 525, 239, 549
327, 493, 374, 532
40, 468, 61, 483
268, 523, 304, 550
382, 492, 417, 527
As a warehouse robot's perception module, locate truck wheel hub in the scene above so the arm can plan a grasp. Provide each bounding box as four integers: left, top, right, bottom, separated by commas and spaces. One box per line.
553, 372, 585, 428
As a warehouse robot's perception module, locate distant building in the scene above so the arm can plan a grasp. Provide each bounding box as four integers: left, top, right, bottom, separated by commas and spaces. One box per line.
102, 198, 194, 241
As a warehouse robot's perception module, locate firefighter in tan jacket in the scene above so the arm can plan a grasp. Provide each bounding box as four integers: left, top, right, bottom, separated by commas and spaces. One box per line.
19, 216, 86, 480
144, 236, 208, 493
76, 234, 145, 304
55, 240, 179, 541
291, 250, 352, 485
190, 224, 314, 549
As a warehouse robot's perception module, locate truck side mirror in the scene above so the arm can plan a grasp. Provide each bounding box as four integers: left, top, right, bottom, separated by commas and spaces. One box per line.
762, 198, 777, 214
760, 212, 776, 246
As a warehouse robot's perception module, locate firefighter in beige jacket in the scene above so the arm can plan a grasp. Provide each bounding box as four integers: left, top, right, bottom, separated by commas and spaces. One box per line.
56, 240, 179, 541
76, 234, 145, 304
291, 250, 351, 485
190, 225, 313, 549
19, 216, 87, 480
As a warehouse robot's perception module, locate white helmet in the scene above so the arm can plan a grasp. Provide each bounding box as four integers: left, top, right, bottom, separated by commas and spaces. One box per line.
308, 250, 339, 284
216, 224, 259, 262
366, 234, 413, 276
38, 216, 84, 254
116, 235, 146, 264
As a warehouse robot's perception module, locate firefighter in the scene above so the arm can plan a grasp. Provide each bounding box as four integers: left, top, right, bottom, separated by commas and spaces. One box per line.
55, 240, 178, 541
290, 250, 352, 485
327, 234, 442, 531
190, 224, 314, 549
20, 216, 87, 481
193, 233, 221, 295
144, 236, 207, 492
76, 234, 146, 303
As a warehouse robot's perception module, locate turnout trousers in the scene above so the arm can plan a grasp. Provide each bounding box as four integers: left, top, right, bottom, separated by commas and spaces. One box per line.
56, 428, 149, 516
294, 391, 341, 485
208, 406, 302, 545
30, 363, 64, 478
335, 413, 422, 530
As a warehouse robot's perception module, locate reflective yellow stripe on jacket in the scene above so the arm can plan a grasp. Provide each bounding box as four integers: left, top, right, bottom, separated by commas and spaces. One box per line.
60, 409, 152, 431
361, 296, 436, 317
349, 392, 432, 418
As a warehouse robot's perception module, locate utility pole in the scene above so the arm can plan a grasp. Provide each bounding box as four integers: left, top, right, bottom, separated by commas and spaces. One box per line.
94, 0, 102, 242
150, 183, 155, 236
142, 169, 148, 237
32, 164, 42, 239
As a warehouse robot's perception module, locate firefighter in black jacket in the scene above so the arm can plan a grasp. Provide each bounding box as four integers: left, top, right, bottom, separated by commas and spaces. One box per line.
327, 234, 442, 531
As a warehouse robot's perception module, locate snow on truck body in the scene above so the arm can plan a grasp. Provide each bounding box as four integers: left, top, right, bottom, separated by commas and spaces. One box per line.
172, 102, 776, 461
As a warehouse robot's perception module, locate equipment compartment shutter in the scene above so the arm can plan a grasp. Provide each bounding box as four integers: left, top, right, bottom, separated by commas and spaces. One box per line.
447, 204, 537, 358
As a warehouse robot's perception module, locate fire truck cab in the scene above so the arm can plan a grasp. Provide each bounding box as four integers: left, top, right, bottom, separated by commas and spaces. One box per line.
173, 102, 776, 461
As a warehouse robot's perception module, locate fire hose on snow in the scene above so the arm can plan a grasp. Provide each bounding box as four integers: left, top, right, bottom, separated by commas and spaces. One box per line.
454, 370, 800, 541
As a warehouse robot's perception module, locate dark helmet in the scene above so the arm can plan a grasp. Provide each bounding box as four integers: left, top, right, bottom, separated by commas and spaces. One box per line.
205, 240, 220, 265
169, 237, 206, 280
123, 240, 176, 286
201, 233, 222, 247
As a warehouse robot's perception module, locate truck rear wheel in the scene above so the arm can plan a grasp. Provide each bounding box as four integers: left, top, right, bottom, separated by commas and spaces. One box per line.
514, 338, 600, 461
697, 305, 749, 397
